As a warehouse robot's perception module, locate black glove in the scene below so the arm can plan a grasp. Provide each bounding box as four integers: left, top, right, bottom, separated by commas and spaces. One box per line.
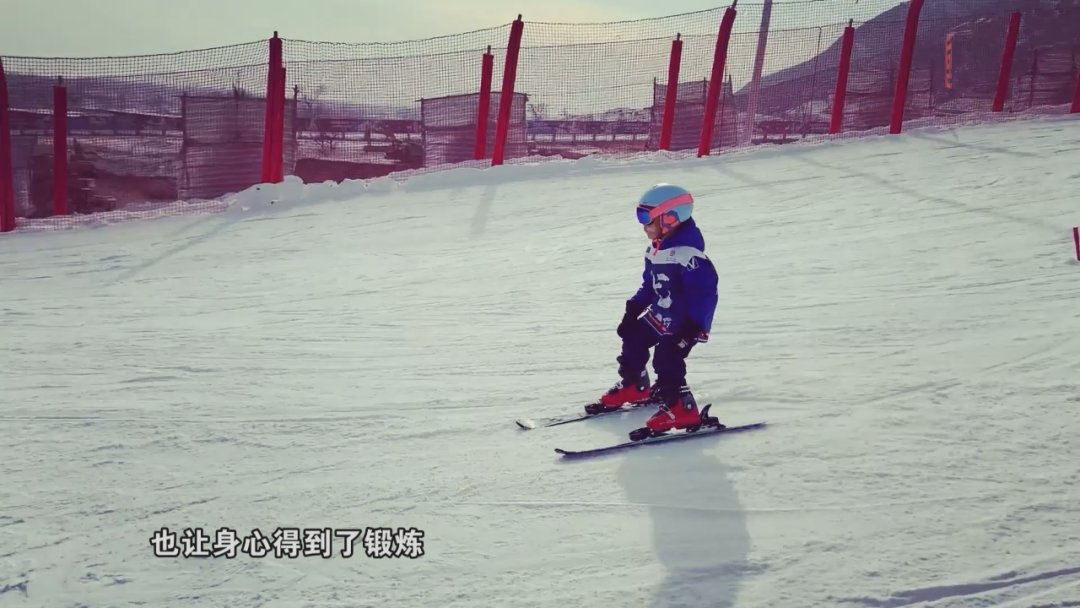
616, 300, 646, 338
664, 320, 703, 350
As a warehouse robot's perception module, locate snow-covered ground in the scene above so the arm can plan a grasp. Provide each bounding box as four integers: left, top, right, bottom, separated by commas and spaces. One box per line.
2, 116, 1079, 608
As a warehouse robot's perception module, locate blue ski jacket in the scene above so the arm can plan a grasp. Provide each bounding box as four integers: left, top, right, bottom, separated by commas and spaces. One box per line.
628, 218, 719, 342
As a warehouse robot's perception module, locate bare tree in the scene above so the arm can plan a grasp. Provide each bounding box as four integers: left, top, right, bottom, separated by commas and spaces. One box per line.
527, 102, 548, 120
301, 84, 341, 156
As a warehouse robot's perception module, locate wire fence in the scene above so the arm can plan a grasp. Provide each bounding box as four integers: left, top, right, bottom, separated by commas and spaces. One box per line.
1, 0, 1078, 230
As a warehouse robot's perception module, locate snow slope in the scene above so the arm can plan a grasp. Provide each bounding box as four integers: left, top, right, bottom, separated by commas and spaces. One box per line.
2, 117, 1080, 608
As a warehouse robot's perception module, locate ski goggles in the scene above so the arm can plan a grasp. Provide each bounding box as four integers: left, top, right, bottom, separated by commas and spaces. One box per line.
636, 192, 693, 225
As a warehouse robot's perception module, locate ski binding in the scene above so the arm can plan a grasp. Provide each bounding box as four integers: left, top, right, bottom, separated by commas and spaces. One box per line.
555, 406, 766, 458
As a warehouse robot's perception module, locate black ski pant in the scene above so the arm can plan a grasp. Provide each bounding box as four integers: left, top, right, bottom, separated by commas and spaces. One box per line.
617, 318, 695, 397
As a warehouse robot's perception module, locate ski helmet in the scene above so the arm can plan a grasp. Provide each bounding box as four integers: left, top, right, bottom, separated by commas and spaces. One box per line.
636, 183, 693, 232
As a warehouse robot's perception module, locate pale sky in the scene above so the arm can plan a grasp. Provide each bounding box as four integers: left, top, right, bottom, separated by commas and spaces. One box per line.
3, 0, 903, 58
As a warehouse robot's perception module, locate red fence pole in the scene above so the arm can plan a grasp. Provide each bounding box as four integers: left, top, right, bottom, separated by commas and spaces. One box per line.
944, 33, 954, 92
273, 65, 286, 182
492, 15, 524, 167
0, 58, 15, 232
1071, 71, 1080, 113
992, 12, 1022, 112
830, 20, 856, 134
53, 79, 69, 216
474, 46, 494, 160
889, 0, 925, 134
659, 34, 683, 151
262, 32, 283, 184
698, 3, 738, 157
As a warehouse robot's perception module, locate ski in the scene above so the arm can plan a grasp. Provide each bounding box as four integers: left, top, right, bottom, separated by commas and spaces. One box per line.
554, 421, 767, 459
515, 400, 660, 430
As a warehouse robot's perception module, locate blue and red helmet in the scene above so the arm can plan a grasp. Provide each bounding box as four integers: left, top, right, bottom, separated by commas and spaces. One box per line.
636, 183, 694, 231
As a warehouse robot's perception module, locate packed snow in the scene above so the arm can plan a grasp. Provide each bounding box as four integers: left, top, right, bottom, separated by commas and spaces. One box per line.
2, 116, 1080, 608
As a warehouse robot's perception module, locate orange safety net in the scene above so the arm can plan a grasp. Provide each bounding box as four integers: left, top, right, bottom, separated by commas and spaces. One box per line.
1, 0, 1077, 229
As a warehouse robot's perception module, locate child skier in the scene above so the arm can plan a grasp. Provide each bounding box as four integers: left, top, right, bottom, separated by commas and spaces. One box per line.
589, 183, 720, 436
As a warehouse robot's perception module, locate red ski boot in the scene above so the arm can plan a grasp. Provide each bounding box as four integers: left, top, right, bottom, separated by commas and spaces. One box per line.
585, 370, 653, 414
644, 386, 702, 434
